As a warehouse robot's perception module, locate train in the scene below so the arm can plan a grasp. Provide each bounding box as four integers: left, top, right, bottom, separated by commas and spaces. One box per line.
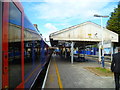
0, 0, 53, 89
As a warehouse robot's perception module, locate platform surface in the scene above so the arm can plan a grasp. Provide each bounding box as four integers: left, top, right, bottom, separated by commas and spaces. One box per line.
45, 55, 115, 89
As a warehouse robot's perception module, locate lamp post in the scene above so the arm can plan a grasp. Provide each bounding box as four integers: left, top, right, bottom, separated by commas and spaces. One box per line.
94, 14, 109, 68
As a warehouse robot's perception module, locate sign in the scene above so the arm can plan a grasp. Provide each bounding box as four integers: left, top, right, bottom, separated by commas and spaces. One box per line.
103, 43, 111, 48
88, 34, 92, 38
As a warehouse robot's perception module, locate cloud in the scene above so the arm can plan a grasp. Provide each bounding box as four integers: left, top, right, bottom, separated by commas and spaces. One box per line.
43, 23, 58, 41
44, 23, 58, 31
18, 0, 119, 2
32, 0, 118, 21
21, 0, 119, 40
44, 0, 119, 3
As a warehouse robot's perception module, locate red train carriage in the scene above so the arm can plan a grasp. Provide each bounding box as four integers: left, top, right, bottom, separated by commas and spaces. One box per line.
0, 0, 53, 89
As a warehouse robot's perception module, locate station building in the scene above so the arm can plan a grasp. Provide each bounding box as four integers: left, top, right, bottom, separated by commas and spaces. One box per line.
49, 21, 118, 63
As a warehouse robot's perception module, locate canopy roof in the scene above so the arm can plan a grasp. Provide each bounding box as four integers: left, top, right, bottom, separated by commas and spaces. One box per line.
50, 21, 118, 47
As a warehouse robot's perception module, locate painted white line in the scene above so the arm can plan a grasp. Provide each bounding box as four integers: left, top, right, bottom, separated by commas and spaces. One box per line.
30, 66, 42, 89
41, 59, 51, 89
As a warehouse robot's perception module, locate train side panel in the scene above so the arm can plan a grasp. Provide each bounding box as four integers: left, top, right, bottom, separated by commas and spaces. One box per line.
0, 1, 2, 90
2, 2, 9, 88
2, 1, 24, 88
1, 1, 53, 89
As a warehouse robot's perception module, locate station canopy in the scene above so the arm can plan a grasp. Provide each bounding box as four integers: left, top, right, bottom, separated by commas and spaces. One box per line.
49, 21, 118, 48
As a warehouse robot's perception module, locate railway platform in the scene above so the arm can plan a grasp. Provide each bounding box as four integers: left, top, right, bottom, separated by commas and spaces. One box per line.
44, 54, 115, 89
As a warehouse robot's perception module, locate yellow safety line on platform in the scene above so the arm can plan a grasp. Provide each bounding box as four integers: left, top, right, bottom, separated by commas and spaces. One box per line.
53, 58, 63, 89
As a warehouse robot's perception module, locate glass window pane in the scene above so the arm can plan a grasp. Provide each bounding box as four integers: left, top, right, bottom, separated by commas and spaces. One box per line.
24, 41, 33, 76
24, 16, 41, 81
8, 2, 22, 88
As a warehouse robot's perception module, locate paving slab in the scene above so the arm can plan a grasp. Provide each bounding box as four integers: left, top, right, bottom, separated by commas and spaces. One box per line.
45, 55, 115, 89
45, 55, 59, 88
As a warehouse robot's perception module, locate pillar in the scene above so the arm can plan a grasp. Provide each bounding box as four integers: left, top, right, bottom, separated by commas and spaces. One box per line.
71, 42, 74, 64
111, 42, 114, 61
99, 43, 101, 63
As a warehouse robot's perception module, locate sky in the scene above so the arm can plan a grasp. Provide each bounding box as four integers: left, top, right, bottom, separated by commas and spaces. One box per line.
21, 0, 119, 41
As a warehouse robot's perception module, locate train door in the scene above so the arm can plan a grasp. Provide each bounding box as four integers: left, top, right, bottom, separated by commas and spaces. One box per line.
0, 1, 2, 90
2, 2, 24, 88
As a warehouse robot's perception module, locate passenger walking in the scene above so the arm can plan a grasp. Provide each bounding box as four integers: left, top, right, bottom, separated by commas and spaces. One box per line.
111, 47, 120, 90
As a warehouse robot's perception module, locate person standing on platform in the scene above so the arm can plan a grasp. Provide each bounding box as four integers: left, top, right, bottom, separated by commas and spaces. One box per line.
111, 47, 120, 90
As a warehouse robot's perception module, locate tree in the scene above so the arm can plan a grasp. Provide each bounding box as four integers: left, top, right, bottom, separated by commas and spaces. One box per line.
106, 1, 120, 46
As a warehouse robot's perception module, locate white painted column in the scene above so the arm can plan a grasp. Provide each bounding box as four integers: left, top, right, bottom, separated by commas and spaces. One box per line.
71, 42, 74, 64
99, 44, 101, 63
111, 42, 114, 61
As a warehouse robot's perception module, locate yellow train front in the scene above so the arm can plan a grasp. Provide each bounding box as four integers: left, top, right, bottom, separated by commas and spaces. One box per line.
0, 0, 53, 89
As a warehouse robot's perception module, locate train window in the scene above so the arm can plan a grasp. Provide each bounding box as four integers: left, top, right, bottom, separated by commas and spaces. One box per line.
9, 3, 21, 26
40, 40, 46, 64
24, 16, 41, 80
24, 15, 37, 31
34, 41, 41, 65
8, 2, 22, 88
24, 41, 41, 78
24, 41, 33, 77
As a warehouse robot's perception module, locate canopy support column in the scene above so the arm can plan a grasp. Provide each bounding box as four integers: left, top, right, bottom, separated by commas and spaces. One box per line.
71, 42, 74, 64
99, 43, 101, 63
111, 42, 114, 61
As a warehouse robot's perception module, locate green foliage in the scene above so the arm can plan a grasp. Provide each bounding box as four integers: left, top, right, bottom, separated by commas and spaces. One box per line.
106, 1, 120, 46
96, 67, 111, 73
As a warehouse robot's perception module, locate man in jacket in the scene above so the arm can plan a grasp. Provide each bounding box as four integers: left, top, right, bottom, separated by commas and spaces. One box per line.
111, 47, 120, 90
